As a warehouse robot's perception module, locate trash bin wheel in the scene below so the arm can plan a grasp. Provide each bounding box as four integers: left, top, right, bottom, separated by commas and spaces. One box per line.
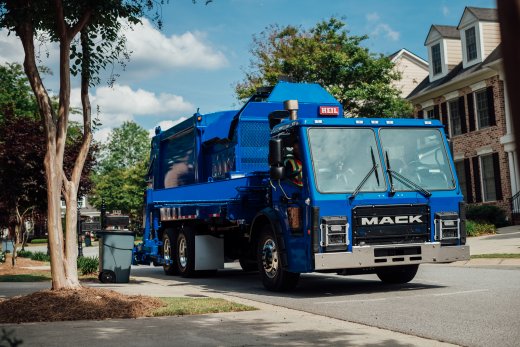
99, 270, 116, 283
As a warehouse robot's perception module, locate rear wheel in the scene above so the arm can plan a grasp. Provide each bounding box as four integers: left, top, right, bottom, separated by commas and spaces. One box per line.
162, 228, 179, 275
176, 227, 196, 277
376, 264, 419, 284
257, 224, 300, 291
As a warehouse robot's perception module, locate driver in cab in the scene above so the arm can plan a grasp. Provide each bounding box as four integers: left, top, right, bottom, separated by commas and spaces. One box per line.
284, 142, 303, 187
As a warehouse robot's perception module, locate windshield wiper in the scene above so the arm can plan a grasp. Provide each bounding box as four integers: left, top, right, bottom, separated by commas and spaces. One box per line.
384, 151, 431, 198
349, 147, 379, 200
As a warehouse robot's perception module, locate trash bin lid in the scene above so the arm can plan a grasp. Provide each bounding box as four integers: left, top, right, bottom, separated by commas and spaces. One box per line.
95, 230, 136, 236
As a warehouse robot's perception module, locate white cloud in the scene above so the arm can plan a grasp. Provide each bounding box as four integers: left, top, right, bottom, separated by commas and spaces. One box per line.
442, 6, 450, 17
0, 29, 25, 64
366, 12, 380, 22
371, 23, 400, 41
124, 18, 228, 71
148, 118, 188, 138
71, 84, 194, 142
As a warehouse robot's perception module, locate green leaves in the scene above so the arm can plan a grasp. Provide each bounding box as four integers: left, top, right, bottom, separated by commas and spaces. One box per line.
236, 17, 412, 118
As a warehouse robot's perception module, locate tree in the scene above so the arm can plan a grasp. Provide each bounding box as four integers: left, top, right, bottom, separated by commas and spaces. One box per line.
0, 63, 98, 265
0, 1, 161, 289
236, 17, 412, 118
90, 121, 149, 230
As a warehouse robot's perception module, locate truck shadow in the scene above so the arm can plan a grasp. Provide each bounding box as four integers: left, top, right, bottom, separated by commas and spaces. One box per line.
130, 265, 445, 300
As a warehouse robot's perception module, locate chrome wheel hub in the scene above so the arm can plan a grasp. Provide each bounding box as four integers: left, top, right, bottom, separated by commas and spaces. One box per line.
178, 235, 187, 269
262, 238, 278, 279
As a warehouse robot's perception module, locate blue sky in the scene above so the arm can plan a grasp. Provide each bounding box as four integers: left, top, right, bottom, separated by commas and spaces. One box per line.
0, 0, 496, 141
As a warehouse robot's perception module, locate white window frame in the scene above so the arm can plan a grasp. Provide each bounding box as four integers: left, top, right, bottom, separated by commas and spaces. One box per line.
460, 24, 483, 68
424, 107, 434, 119
479, 154, 497, 202
448, 98, 461, 137
474, 88, 490, 130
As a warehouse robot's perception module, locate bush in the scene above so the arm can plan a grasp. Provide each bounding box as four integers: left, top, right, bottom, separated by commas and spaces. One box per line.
77, 256, 99, 275
0, 251, 5, 263
30, 239, 48, 244
466, 205, 508, 227
17, 250, 33, 258
30, 251, 51, 262
466, 220, 496, 236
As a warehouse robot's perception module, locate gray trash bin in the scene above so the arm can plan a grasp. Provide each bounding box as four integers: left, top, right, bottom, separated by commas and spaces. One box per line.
1, 238, 14, 253
96, 230, 135, 283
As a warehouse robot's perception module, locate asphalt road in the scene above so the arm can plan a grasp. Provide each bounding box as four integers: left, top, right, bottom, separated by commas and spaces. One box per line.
130, 263, 520, 347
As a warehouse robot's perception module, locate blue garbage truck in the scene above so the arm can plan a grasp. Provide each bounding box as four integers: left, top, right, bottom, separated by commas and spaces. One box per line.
132, 82, 470, 291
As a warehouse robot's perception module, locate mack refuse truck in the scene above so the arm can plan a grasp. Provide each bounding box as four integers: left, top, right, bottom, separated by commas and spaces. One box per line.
132, 82, 470, 291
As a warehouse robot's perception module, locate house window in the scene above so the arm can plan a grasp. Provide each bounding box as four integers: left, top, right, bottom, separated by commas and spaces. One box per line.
425, 108, 434, 119
465, 27, 477, 61
431, 43, 442, 75
475, 89, 489, 129
454, 160, 468, 200
449, 100, 461, 136
480, 154, 496, 201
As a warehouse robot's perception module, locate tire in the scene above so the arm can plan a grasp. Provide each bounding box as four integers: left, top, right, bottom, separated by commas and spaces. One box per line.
162, 228, 179, 275
257, 224, 300, 291
176, 226, 196, 277
376, 264, 419, 284
239, 257, 258, 272
99, 270, 116, 283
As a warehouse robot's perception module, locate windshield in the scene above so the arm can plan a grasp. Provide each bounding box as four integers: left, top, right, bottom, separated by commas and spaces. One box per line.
379, 128, 455, 191
308, 128, 385, 193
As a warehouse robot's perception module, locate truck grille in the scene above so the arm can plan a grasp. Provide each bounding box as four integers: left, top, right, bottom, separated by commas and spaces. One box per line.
352, 205, 430, 246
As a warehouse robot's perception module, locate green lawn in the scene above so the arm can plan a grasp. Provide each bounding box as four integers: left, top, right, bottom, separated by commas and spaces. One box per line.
471, 253, 520, 259
0, 274, 51, 282
153, 297, 256, 316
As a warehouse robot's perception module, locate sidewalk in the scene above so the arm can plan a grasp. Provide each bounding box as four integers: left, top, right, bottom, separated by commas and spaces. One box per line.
0, 278, 456, 347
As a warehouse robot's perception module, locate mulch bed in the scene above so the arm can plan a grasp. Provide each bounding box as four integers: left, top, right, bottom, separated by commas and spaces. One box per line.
1, 254, 164, 324
0, 287, 164, 323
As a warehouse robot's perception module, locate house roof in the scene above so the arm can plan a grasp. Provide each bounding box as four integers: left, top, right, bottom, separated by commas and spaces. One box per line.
424, 25, 459, 45
388, 48, 428, 68
406, 44, 502, 100
457, 7, 498, 29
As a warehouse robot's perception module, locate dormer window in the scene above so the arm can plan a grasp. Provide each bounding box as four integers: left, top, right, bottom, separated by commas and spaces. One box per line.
465, 27, 477, 61
431, 44, 442, 75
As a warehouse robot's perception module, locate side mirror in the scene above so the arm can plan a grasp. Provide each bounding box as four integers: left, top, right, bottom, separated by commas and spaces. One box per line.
269, 138, 285, 180
269, 138, 283, 166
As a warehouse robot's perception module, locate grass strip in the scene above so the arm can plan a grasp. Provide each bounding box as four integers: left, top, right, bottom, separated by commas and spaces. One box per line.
0, 274, 51, 282
471, 253, 520, 259
153, 297, 257, 317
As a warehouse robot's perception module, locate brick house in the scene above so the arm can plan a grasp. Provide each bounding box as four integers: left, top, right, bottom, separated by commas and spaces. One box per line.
407, 7, 519, 221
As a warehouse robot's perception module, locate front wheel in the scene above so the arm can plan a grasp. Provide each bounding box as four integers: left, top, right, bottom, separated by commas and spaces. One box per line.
376, 264, 419, 284
257, 225, 300, 291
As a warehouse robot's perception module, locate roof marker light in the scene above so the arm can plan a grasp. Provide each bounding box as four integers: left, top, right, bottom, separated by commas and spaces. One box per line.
386, 120, 394, 125
314, 119, 323, 124
355, 120, 364, 124
425, 120, 432, 125
371, 120, 379, 124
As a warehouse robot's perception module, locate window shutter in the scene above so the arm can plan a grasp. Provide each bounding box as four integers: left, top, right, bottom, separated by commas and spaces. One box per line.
464, 158, 473, 202
467, 93, 476, 131
433, 104, 440, 120
492, 152, 503, 200
418, 109, 424, 119
472, 157, 482, 203
459, 96, 467, 134
486, 86, 496, 126
441, 102, 449, 136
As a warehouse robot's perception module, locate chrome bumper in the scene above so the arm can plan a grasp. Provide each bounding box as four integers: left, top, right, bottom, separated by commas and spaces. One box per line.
314, 243, 470, 271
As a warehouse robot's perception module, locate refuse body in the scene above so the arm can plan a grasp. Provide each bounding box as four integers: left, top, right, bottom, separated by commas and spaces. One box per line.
96, 230, 135, 283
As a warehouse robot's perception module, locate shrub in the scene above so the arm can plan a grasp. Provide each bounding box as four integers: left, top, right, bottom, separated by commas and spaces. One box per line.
77, 256, 99, 275
30, 251, 51, 262
466, 220, 496, 236
17, 250, 33, 258
0, 251, 5, 263
466, 205, 508, 227
30, 239, 48, 244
